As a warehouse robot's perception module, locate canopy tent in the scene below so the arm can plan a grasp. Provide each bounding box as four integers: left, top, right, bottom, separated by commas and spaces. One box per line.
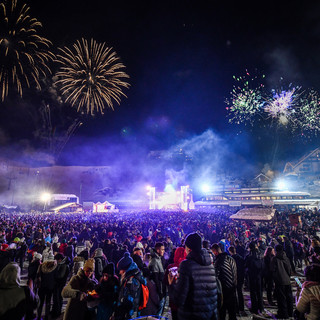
93, 201, 118, 213
230, 207, 275, 222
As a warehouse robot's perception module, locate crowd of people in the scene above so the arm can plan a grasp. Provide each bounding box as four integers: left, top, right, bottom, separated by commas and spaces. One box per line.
0, 207, 319, 320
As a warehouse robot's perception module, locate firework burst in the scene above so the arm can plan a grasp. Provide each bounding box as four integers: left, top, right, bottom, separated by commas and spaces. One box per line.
54, 38, 130, 115
226, 71, 265, 124
0, 0, 54, 101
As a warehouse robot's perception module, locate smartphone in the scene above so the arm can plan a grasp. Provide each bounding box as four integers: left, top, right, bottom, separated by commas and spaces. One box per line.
169, 266, 178, 277
294, 277, 302, 288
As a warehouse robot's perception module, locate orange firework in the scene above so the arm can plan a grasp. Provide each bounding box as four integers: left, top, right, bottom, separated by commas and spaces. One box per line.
0, 0, 54, 101
54, 38, 130, 115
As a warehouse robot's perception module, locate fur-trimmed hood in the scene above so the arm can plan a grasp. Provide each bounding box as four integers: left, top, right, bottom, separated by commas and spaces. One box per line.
73, 256, 85, 263
0, 262, 20, 288
40, 260, 57, 273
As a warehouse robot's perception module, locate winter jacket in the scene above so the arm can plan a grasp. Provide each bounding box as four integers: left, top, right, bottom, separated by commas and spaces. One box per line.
139, 278, 159, 316
173, 249, 219, 320
0, 250, 11, 273
61, 268, 98, 320
215, 252, 237, 289
245, 249, 264, 280
114, 262, 147, 320
38, 260, 58, 291
270, 251, 291, 285
27, 259, 41, 281
0, 262, 38, 320
55, 257, 70, 287
296, 281, 320, 320
231, 253, 245, 284
149, 251, 165, 299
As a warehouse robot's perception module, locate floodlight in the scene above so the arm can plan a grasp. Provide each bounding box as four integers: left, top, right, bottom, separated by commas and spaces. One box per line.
41, 192, 51, 202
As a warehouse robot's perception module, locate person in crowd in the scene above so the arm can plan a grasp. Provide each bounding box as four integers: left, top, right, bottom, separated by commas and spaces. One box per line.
139, 267, 159, 317
42, 242, 53, 262
62, 258, 98, 320
0, 262, 38, 320
27, 252, 42, 293
229, 245, 246, 315
211, 242, 237, 320
148, 242, 166, 316
36, 252, 57, 320
164, 246, 186, 320
296, 264, 320, 320
283, 236, 296, 273
72, 255, 85, 276
263, 246, 275, 306
52, 253, 70, 318
113, 252, 147, 320
93, 247, 107, 281
131, 247, 146, 271
244, 241, 265, 316
0, 243, 11, 272
271, 244, 293, 319
169, 232, 219, 320
95, 262, 119, 320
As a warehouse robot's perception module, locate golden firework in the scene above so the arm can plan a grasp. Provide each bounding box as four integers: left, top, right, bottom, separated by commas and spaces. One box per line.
55, 38, 130, 115
0, 0, 54, 101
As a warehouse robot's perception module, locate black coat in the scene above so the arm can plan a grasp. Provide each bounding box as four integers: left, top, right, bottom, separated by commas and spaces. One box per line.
215, 252, 237, 289
173, 249, 218, 320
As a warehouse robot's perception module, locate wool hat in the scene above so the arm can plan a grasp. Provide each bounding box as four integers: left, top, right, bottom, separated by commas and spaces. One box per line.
83, 258, 95, 272
103, 262, 115, 276
185, 233, 202, 252
117, 252, 133, 271
34, 253, 42, 260
94, 248, 103, 257
1, 243, 9, 251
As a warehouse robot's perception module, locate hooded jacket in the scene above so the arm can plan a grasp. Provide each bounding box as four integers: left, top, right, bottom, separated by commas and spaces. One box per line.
173, 248, 218, 320
38, 260, 57, 291
114, 262, 147, 320
62, 268, 98, 320
0, 262, 38, 320
296, 281, 320, 320
270, 251, 291, 285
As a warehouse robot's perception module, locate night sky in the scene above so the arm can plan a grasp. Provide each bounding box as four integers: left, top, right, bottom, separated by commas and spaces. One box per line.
1, 1, 320, 170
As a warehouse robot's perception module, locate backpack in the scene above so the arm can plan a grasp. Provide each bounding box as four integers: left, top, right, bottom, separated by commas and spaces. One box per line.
125, 275, 149, 311
138, 282, 149, 311
95, 257, 104, 278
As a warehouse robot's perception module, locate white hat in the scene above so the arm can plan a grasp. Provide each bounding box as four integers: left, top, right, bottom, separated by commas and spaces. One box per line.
34, 253, 42, 260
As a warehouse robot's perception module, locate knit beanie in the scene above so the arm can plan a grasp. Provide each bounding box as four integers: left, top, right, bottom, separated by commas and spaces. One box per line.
83, 258, 95, 272
117, 252, 133, 271
34, 253, 42, 260
103, 262, 115, 276
185, 232, 202, 252
94, 248, 103, 257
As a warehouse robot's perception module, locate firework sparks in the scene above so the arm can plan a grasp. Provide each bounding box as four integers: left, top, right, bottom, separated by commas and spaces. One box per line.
54, 38, 130, 115
226, 71, 320, 136
0, 0, 54, 101
226, 71, 265, 124
264, 88, 299, 125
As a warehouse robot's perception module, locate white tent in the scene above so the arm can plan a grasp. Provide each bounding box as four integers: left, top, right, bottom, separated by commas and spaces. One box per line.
230, 207, 275, 221
93, 201, 118, 213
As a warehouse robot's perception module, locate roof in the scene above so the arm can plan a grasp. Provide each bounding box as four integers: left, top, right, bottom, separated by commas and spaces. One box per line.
230, 207, 275, 221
